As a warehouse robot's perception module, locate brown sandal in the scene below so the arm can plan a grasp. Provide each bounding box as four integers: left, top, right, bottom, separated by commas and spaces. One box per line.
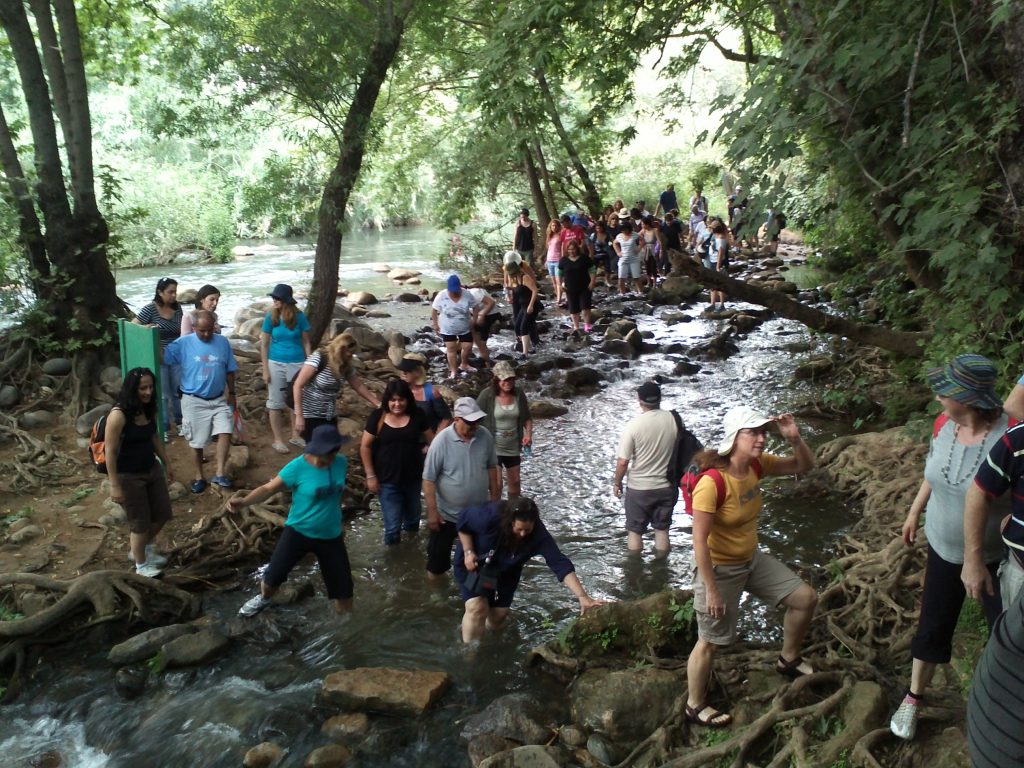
776, 654, 814, 679
685, 702, 733, 728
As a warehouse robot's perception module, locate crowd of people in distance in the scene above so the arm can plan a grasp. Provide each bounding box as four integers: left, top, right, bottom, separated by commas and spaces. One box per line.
118, 190, 1023, 755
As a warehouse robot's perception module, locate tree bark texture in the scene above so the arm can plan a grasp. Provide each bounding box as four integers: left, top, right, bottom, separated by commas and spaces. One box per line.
0, 104, 49, 287
521, 142, 549, 262
672, 256, 929, 357
306, 7, 411, 347
532, 139, 558, 219
533, 69, 603, 217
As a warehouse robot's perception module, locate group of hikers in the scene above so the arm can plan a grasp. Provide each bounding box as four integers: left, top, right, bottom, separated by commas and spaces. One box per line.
112, 193, 1022, 762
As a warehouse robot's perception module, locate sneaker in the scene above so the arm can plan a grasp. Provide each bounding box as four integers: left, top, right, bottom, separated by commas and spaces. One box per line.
135, 561, 164, 578
238, 594, 272, 617
128, 546, 168, 568
583, 323, 593, 333
889, 695, 921, 740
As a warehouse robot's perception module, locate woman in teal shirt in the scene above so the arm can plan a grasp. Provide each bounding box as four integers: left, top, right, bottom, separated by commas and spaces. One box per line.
261, 283, 312, 454
231, 425, 353, 616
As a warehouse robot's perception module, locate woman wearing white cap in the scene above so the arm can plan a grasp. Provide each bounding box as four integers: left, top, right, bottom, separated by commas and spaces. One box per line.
476, 361, 533, 498
685, 406, 816, 728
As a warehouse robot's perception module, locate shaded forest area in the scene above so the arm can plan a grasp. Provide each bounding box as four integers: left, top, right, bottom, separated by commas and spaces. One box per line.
1, 0, 1022, 396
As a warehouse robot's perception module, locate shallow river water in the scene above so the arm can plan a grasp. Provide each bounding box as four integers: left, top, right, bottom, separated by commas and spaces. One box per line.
1, 229, 857, 767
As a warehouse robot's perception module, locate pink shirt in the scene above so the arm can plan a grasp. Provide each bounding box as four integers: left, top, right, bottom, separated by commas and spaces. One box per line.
546, 234, 562, 263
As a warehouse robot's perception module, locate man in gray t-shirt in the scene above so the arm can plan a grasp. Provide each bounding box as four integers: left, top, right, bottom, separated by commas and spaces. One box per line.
423, 397, 499, 581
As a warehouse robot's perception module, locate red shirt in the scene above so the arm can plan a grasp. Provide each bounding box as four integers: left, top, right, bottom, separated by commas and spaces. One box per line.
560, 225, 587, 255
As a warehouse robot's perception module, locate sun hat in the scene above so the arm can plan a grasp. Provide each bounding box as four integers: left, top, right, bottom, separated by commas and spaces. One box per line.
397, 352, 427, 372
447, 275, 462, 292
493, 361, 516, 380
269, 283, 297, 304
503, 250, 523, 267
617, 209, 631, 220
926, 354, 1002, 410
718, 405, 773, 455
453, 397, 486, 422
305, 424, 347, 456
637, 381, 662, 405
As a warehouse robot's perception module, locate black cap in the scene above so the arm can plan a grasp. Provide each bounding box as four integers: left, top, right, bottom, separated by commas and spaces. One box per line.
637, 381, 661, 404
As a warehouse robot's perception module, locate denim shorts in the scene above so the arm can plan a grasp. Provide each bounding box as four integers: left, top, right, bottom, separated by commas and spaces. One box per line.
546, 262, 559, 277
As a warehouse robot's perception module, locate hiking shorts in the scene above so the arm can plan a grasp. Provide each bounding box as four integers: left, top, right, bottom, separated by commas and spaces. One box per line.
624, 485, 678, 533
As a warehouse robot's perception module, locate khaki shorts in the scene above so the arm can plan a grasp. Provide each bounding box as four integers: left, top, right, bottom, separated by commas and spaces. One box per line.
119, 463, 173, 534
691, 549, 805, 645
181, 394, 234, 449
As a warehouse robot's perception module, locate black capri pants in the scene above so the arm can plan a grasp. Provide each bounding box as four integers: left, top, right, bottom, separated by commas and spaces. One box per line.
264, 526, 354, 600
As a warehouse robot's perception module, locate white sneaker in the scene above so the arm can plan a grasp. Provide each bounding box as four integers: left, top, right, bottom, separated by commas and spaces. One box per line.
135, 561, 164, 578
238, 594, 272, 617
889, 696, 920, 740
129, 546, 168, 568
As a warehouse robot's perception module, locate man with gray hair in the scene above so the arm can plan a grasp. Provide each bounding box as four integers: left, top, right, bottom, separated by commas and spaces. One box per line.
613, 381, 678, 555
423, 397, 500, 581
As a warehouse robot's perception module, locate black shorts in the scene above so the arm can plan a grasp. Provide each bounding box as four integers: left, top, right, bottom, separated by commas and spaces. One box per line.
426, 519, 459, 574
441, 333, 472, 343
475, 313, 500, 341
264, 526, 353, 600
300, 416, 337, 443
497, 454, 522, 469
565, 289, 592, 314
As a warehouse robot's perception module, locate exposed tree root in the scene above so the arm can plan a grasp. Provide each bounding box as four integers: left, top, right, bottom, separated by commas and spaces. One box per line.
0, 412, 78, 493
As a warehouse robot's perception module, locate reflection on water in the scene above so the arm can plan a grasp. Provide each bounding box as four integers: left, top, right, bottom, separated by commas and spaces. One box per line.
6, 234, 859, 766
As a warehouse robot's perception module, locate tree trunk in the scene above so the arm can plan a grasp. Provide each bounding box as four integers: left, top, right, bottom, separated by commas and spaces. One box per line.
534, 69, 603, 217
521, 142, 549, 268
306, 10, 410, 347
0, 104, 49, 288
671, 255, 929, 357
532, 139, 558, 219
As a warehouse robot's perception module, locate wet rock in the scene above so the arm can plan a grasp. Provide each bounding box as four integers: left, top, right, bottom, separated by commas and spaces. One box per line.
469, 735, 522, 768
346, 291, 377, 306
225, 445, 251, 475
601, 339, 638, 358
20, 410, 56, 429
108, 624, 196, 665
41, 357, 72, 376
623, 329, 643, 351
160, 628, 230, 669
660, 311, 692, 326
462, 693, 552, 745
350, 306, 368, 317
393, 293, 423, 303
730, 313, 761, 333
649, 276, 700, 304
388, 268, 420, 281
564, 367, 602, 390
605, 319, 637, 338
558, 726, 586, 748
273, 579, 316, 605
478, 745, 567, 768
304, 744, 352, 767
8, 524, 44, 544
321, 667, 450, 716
167, 481, 188, 501
114, 667, 149, 699
772, 280, 799, 294
369, 263, 391, 273
321, 712, 369, 742
0, 384, 21, 408
342, 325, 389, 353
28, 750, 63, 768
552, 356, 575, 370
763, 257, 784, 267
365, 311, 391, 318
244, 742, 284, 768
529, 400, 569, 419
402, 277, 421, 285
794, 356, 835, 380
673, 360, 702, 376
571, 667, 680, 744
585, 733, 620, 765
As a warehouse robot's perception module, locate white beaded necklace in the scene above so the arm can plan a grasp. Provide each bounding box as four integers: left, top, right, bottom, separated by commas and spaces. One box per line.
941, 422, 991, 486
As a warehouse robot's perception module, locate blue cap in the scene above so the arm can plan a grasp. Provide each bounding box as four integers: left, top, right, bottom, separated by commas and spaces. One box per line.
447, 275, 462, 292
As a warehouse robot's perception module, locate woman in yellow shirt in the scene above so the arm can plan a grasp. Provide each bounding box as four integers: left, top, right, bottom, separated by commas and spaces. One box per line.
685, 406, 817, 728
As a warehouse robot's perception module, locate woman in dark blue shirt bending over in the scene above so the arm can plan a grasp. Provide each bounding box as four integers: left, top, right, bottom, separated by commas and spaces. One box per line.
454, 497, 602, 643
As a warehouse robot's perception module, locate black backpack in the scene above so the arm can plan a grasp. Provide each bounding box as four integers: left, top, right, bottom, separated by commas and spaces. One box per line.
666, 410, 703, 487
284, 355, 328, 410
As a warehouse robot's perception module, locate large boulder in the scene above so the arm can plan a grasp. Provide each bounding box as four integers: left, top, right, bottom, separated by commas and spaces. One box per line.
20, 410, 56, 429
225, 445, 252, 476
649, 276, 700, 304
528, 400, 569, 419
160, 628, 230, 669
570, 667, 680, 744
393, 293, 423, 303
41, 357, 72, 376
76, 403, 113, 436
563, 367, 602, 391
0, 384, 21, 408
237, 317, 265, 340
8, 525, 44, 544
477, 746, 568, 768
321, 668, 450, 716
387, 268, 421, 281
342, 325, 389, 354
345, 291, 378, 306
461, 693, 553, 745
108, 624, 196, 665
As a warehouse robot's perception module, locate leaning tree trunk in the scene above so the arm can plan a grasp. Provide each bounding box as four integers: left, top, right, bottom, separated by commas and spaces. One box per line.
521, 143, 549, 269
532, 139, 559, 219
671, 255, 929, 357
534, 69, 603, 217
0, 104, 49, 289
306, 9, 411, 347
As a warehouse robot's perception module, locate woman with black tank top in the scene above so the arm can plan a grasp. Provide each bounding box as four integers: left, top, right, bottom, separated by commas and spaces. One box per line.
513, 208, 536, 265
105, 367, 174, 578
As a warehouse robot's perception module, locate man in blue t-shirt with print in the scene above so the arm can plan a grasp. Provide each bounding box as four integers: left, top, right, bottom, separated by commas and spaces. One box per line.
163, 310, 239, 494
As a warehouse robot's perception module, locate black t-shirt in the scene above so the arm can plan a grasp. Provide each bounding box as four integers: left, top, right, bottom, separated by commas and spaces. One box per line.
661, 220, 683, 251
364, 408, 429, 485
115, 411, 158, 474
558, 253, 595, 294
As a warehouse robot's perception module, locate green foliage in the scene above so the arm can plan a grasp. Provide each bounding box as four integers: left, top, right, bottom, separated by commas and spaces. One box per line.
668, 595, 695, 633
0, 507, 33, 528
952, 598, 988, 695
812, 714, 844, 739
827, 559, 844, 585
829, 749, 851, 768
146, 650, 166, 674
62, 487, 96, 507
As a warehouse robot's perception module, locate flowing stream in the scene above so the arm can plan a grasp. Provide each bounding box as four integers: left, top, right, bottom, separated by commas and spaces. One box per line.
1, 228, 858, 767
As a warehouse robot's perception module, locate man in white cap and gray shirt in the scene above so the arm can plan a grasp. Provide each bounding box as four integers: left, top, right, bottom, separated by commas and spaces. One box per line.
613, 381, 679, 556
423, 396, 500, 582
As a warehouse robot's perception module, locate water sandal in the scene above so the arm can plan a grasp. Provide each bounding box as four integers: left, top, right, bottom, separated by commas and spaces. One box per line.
685, 702, 732, 728
272, 442, 290, 454
211, 475, 233, 489
288, 437, 306, 448
776, 655, 814, 679
190, 478, 207, 494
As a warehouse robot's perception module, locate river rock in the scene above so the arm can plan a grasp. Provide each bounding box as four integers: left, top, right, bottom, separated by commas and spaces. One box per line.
160, 628, 230, 668
369, 263, 391, 272
388, 268, 420, 281
366, 310, 391, 318
564, 367, 602, 390
20, 410, 56, 429
794, 356, 834, 380
99, 366, 123, 395
601, 339, 637, 358
0, 384, 21, 408
469, 735, 522, 768
321, 667, 450, 715
558, 726, 586, 748
27, 750, 63, 768
346, 291, 378, 306
673, 360, 702, 376
342, 325, 389, 353
114, 667, 149, 699
108, 624, 197, 665
393, 292, 423, 303
649, 276, 700, 304
461, 693, 552, 745
244, 742, 284, 768
528, 400, 569, 419
167, 481, 188, 501
103, 498, 128, 520
571, 667, 681, 743
771, 280, 799, 294
585, 733, 621, 765
402, 277, 421, 285
304, 744, 351, 768
225, 445, 251, 475
8, 524, 44, 544
623, 329, 643, 351
41, 357, 72, 376
605, 319, 637, 338
730, 313, 761, 333
321, 712, 369, 742
478, 745, 567, 768
238, 316, 266, 339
